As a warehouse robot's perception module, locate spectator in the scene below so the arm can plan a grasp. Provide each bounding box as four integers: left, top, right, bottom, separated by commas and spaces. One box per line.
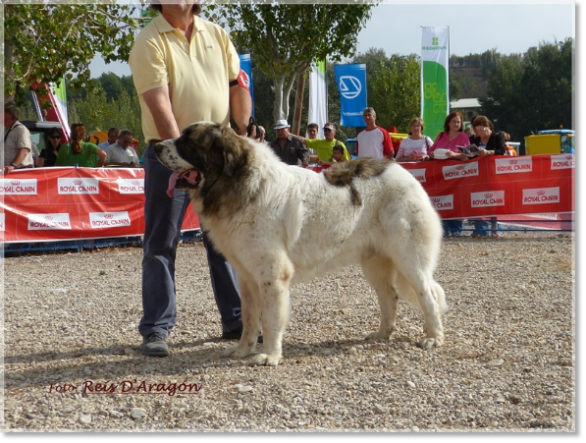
396, 117, 433, 162
356, 107, 394, 159
502, 131, 518, 156
99, 127, 120, 150
105, 130, 141, 167
305, 122, 319, 163
55, 123, 106, 167
295, 122, 352, 163
38, 128, 63, 167
469, 115, 506, 238
129, 1, 253, 356
306, 122, 319, 139
470, 115, 506, 158
320, 143, 347, 167
428, 111, 470, 161
464, 125, 474, 138
428, 111, 470, 237
268, 119, 309, 166
3, 101, 34, 173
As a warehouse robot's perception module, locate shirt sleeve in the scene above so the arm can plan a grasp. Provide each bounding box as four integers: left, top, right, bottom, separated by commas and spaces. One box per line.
128, 34, 169, 95
380, 128, 394, 158
222, 28, 241, 81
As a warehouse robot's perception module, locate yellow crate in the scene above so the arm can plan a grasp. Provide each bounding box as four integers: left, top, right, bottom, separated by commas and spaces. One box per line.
524, 134, 561, 155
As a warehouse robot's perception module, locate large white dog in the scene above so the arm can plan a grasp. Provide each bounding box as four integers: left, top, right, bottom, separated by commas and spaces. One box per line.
154, 122, 447, 366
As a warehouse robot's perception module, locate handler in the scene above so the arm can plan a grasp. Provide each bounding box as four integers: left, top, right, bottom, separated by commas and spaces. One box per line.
129, 1, 252, 356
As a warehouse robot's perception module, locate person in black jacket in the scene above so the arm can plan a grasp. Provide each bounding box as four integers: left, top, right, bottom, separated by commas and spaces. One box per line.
269, 119, 309, 166
470, 115, 506, 156
470, 115, 506, 237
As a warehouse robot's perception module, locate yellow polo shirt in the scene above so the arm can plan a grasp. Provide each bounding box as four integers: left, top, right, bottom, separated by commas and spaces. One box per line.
129, 14, 240, 142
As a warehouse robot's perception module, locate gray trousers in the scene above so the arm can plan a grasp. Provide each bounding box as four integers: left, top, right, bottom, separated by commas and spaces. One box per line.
139, 144, 242, 338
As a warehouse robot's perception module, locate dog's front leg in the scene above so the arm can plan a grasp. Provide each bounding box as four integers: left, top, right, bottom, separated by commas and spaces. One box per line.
251, 259, 293, 367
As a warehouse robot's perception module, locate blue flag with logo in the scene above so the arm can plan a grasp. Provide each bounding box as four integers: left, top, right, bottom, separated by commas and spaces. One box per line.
334, 64, 367, 127
239, 54, 254, 116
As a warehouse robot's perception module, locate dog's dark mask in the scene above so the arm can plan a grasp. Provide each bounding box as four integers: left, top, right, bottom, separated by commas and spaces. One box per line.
175, 123, 247, 179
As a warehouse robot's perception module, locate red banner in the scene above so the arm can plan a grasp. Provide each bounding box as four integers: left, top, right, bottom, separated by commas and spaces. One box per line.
0, 154, 574, 243
399, 154, 574, 219
1, 167, 200, 244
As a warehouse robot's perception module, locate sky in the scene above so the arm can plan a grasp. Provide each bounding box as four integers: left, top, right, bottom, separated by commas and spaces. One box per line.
89, 0, 577, 78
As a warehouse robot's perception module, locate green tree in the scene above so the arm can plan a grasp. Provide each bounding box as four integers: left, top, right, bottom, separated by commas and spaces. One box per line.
208, 2, 375, 124
481, 39, 573, 145
3, 2, 141, 102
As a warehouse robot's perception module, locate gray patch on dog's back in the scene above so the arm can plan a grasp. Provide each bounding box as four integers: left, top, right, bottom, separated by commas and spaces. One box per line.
323, 158, 390, 206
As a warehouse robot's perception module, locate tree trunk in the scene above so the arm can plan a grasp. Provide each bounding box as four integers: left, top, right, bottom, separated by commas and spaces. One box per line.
291, 72, 305, 135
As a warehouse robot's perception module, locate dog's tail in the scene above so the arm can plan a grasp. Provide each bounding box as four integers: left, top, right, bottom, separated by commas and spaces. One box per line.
394, 271, 448, 315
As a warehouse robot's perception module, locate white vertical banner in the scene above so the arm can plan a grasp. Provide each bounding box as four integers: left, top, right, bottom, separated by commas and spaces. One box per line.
421, 26, 450, 139
308, 60, 327, 138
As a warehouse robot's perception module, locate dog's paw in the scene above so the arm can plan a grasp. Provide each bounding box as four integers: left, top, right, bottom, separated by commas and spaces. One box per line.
222, 345, 253, 359
250, 353, 281, 367
420, 335, 445, 349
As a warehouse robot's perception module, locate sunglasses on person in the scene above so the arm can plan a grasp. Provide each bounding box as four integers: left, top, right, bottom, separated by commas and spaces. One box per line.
49, 135, 61, 140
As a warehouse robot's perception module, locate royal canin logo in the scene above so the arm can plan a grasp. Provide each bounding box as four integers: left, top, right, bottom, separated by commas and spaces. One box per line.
565, 155, 573, 160
456, 165, 465, 170
537, 190, 546, 196
431, 197, 440, 203
104, 214, 114, 219
11, 180, 20, 186
510, 160, 517, 165
484, 193, 493, 199
73, 180, 83, 185
44, 216, 53, 221
132, 181, 141, 186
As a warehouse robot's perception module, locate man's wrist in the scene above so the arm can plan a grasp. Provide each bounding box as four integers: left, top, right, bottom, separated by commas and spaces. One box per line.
9, 162, 17, 167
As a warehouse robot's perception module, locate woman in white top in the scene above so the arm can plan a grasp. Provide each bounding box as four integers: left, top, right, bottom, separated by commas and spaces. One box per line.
396, 117, 433, 162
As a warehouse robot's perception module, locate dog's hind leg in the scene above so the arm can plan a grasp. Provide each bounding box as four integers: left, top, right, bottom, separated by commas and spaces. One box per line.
250, 256, 293, 367
394, 268, 445, 349
361, 256, 400, 340
223, 276, 260, 359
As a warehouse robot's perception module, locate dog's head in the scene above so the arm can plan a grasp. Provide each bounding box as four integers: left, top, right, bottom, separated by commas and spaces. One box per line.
154, 121, 249, 190
154, 122, 254, 215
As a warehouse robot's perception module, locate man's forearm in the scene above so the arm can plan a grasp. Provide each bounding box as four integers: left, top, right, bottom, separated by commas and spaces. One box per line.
11, 148, 30, 165
143, 85, 181, 140
229, 85, 252, 135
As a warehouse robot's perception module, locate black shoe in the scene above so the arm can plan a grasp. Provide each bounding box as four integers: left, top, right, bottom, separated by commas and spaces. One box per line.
221, 326, 263, 343
142, 332, 169, 356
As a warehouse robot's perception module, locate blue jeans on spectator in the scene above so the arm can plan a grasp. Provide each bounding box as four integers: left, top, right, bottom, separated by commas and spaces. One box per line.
139, 144, 242, 338
443, 219, 463, 237
472, 219, 490, 237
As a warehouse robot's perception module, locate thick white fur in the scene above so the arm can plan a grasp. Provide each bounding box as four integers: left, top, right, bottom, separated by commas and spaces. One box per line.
158, 131, 447, 366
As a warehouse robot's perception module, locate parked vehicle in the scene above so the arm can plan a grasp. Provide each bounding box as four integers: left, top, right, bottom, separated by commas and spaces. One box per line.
524, 129, 575, 155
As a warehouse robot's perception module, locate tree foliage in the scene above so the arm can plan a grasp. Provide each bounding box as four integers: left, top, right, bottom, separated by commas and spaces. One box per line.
481, 39, 573, 144
3, 1, 141, 102
208, 2, 375, 124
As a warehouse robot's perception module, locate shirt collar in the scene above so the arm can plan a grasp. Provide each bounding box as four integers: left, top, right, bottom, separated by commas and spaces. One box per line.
152, 13, 202, 35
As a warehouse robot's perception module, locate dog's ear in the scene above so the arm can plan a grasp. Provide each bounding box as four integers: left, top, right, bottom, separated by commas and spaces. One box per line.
210, 125, 245, 177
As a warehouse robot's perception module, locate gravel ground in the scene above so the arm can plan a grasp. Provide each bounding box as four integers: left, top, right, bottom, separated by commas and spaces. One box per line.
1, 233, 575, 432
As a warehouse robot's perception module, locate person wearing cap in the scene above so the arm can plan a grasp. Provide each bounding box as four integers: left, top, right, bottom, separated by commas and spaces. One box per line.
356, 107, 394, 160
268, 119, 309, 166
294, 122, 352, 163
